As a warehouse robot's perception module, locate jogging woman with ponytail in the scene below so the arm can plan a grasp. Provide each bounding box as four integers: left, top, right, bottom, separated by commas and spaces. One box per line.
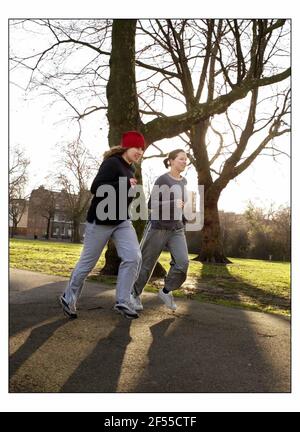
60, 131, 145, 320
131, 149, 189, 311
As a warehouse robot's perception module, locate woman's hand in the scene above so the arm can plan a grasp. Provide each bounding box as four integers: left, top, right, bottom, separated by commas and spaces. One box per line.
129, 178, 138, 187
176, 199, 185, 209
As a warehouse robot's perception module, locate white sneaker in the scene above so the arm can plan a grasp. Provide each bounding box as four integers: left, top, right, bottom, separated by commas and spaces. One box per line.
59, 294, 77, 319
130, 293, 143, 311
158, 288, 177, 311
114, 301, 139, 319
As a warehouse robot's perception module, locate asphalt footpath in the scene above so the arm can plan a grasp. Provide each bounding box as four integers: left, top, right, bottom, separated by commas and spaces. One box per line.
9, 268, 290, 393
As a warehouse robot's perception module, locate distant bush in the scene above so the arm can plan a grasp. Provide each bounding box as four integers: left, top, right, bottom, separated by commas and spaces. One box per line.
186, 204, 290, 261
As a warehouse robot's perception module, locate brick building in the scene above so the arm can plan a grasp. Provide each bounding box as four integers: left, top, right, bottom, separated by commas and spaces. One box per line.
26, 186, 85, 240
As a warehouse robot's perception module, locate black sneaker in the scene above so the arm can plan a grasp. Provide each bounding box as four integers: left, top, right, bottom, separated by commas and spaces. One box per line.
113, 301, 139, 320
59, 294, 77, 319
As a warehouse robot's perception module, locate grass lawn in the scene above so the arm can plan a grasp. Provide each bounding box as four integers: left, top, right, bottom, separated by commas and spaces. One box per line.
10, 238, 290, 316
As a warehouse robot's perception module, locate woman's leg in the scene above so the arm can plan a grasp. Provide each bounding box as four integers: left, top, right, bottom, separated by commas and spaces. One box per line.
164, 229, 189, 292
133, 228, 168, 297
111, 220, 142, 304
63, 222, 113, 308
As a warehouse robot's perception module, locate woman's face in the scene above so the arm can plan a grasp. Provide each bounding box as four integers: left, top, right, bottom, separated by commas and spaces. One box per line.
125, 147, 144, 163
170, 152, 188, 172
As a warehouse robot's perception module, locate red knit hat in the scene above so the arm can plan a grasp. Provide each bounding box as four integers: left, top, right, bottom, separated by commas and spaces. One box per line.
121, 131, 146, 150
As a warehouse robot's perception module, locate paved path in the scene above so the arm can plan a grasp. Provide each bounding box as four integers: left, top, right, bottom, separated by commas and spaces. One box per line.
9, 268, 290, 393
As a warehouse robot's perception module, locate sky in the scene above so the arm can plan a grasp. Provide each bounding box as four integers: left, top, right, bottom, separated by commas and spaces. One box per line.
2, 2, 299, 414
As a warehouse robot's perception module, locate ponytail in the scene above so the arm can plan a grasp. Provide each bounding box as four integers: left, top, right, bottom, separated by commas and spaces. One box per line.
164, 149, 187, 168
163, 157, 170, 168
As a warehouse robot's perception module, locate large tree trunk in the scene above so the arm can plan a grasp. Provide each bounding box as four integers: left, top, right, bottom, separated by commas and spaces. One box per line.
190, 121, 231, 264
45, 218, 51, 239
100, 240, 121, 275
106, 19, 141, 146
72, 220, 81, 243
10, 223, 16, 238
194, 192, 231, 264
101, 19, 141, 275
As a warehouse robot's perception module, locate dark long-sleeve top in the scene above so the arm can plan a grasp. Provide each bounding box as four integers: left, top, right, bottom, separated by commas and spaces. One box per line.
86, 154, 135, 225
148, 172, 188, 230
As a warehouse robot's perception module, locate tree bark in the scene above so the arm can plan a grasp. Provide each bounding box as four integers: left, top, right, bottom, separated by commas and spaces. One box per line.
72, 220, 81, 243
189, 122, 231, 263
101, 19, 142, 275
194, 193, 231, 264
106, 19, 141, 146
45, 218, 51, 239
100, 240, 121, 275
11, 224, 16, 238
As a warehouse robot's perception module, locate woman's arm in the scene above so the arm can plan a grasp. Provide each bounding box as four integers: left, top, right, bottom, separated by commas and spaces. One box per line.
147, 177, 176, 211
148, 177, 187, 210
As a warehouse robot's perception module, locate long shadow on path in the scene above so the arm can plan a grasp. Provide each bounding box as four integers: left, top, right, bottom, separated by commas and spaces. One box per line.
9, 269, 290, 393
61, 318, 132, 392
132, 262, 290, 393
10, 315, 66, 379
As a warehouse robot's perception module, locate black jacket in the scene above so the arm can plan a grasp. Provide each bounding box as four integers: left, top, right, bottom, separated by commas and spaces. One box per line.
86, 154, 135, 225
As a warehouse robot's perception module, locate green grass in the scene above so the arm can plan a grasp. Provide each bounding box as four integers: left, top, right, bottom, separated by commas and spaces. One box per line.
185, 255, 290, 316
9, 239, 109, 283
10, 238, 290, 316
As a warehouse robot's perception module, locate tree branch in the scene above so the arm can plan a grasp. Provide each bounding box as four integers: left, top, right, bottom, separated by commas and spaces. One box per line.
135, 60, 179, 78
142, 67, 290, 144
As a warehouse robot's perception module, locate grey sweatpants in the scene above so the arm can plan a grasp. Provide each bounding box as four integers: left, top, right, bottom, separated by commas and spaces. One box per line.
63, 220, 142, 307
133, 224, 189, 296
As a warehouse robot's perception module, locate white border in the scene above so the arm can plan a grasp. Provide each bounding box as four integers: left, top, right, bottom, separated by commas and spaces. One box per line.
2, 0, 299, 413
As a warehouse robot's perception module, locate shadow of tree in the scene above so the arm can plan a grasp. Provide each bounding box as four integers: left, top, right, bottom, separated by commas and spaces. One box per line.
132, 300, 289, 392
191, 263, 290, 314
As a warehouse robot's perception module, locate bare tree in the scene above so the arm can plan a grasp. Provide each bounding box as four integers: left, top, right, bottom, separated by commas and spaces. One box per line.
10, 19, 290, 146
9, 19, 112, 140
9, 145, 30, 197
9, 198, 28, 237
10, 19, 290, 266
29, 187, 57, 239
56, 139, 97, 243
9, 145, 30, 237
135, 19, 290, 262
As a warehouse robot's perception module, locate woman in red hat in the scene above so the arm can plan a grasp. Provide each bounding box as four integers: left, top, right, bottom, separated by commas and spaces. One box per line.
60, 131, 145, 320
